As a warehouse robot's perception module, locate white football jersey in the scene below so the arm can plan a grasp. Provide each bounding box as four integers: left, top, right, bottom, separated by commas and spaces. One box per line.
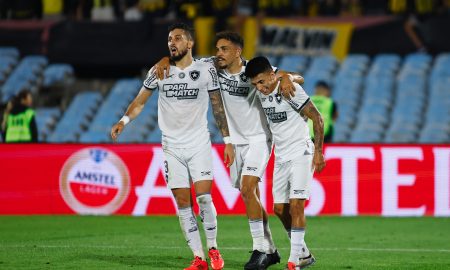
201, 57, 271, 144
257, 82, 311, 163
143, 59, 220, 148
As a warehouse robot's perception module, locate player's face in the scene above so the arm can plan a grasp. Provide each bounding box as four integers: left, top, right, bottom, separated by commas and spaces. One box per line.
215, 39, 241, 69
168, 29, 191, 61
251, 71, 277, 95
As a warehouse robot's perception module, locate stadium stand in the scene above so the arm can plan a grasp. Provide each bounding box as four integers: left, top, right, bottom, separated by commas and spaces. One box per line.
0, 46, 448, 144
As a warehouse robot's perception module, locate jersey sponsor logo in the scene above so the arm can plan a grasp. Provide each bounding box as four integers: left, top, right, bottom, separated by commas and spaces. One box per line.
59, 147, 130, 215
189, 70, 200, 81
163, 83, 199, 99
219, 76, 250, 96
264, 107, 288, 123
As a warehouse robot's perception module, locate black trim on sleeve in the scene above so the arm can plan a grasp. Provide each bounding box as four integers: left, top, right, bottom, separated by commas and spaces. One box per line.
143, 85, 157, 91
298, 98, 311, 112
208, 88, 221, 92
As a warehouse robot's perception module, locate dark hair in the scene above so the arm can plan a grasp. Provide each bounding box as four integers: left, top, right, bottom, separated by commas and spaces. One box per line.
215, 31, 244, 49
315, 80, 330, 90
12, 89, 32, 107
245, 56, 272, 79
168, 22, 195, 41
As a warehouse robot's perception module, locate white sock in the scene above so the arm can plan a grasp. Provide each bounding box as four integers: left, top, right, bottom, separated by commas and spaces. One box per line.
288, 228, 305, 264
300, 239, 311, 258
263, 220, 277, 253
178, 207, 205, 259
196, 194, 218, 249
249, 219, 264, 252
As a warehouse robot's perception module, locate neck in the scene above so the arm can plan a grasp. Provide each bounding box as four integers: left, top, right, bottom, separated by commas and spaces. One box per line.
174, 53, 193, 69
225, 58, 243, 74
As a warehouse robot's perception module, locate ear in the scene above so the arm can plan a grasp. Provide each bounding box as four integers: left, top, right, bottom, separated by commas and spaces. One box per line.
187, 40, 194, 50
236, 47, 242, 57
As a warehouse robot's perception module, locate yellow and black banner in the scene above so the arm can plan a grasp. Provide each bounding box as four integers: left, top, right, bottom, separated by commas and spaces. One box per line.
254, 18, 353, 61
194, 17, 353, 61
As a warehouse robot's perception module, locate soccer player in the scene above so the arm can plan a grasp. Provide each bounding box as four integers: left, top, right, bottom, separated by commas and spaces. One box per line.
153, 31, 304, 270
245, 56, 326, 270
111, 23, 234, 270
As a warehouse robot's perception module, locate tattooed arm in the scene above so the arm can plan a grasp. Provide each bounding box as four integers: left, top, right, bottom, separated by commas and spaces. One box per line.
209, 90, 234, 167
301, 101, 326, 172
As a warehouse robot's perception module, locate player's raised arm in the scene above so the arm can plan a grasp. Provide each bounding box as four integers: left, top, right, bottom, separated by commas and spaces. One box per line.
276, 70, 305, 99
300, 101, 326, 172
110, 86, 153, 142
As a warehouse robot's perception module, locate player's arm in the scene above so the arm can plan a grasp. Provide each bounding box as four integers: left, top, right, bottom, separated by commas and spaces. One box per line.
209, 90, 235, 167
276, 70, 304, 99
301, 101, 326, 173
111, 87, 153, 142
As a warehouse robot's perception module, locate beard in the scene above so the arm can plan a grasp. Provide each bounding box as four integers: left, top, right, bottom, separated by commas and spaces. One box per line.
170, 47, 188, 62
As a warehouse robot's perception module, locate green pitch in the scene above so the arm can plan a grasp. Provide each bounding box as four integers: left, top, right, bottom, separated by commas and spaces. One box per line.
0, 216, 449, 269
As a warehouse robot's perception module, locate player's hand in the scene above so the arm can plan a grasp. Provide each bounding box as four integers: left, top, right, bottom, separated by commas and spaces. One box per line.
312, 151, 326, 173
223, 143, 235, 168
279, 74, 296, 99
110, 122, 125, 142
153, 57, 171, 80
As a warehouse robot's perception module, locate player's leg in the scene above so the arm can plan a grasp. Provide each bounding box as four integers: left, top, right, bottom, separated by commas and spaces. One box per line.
288, 153, 315, 269
190, 143, 224, 270
240, 141, 278, 269
164, 148, 207, 270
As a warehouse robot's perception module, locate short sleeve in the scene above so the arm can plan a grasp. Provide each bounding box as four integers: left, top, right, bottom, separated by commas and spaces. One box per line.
287, 84, 310, 111
207, 64, 220, 92
143, 67, 159, 90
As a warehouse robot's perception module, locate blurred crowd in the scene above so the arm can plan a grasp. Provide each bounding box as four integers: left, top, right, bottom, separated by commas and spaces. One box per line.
0, 0, 449, 22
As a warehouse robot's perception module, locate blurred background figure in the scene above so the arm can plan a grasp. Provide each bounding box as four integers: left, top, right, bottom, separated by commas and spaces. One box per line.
308, 81, 337, 143
2, 90, 38, 143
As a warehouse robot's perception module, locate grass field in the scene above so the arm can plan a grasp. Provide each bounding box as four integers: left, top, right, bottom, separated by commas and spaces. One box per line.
0, 216, 449, 269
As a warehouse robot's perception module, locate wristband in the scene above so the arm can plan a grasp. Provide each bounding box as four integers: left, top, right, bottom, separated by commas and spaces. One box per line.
223, 136, 231, 144
120, 115, 130, 125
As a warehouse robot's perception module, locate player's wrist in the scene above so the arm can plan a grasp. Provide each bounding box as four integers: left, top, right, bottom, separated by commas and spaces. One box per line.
223, 136, 232, 144
119, 115, 130, 126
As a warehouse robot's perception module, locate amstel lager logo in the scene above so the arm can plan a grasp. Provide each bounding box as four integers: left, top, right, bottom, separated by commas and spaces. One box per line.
60, 148, 130, 215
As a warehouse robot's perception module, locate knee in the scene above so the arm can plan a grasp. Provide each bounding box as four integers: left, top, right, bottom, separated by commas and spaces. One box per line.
174, 195, 191, 208
289, 200, 304, 218
273, 204, 285, 217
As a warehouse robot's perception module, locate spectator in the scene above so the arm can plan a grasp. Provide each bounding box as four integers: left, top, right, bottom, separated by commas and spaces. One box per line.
308, 81, 337, 143
3, 90, 38, 143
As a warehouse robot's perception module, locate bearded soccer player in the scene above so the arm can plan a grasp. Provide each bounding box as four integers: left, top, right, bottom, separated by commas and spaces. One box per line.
153, 31, 306, 270
245, 56, 326, 270
111, 23, 234, 270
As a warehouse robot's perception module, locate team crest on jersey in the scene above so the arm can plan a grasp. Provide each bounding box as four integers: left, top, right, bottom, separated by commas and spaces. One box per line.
179, 72, 185, 79
190, 70, 200, 81
240, 73, 248, 82
275, 93, 282, 104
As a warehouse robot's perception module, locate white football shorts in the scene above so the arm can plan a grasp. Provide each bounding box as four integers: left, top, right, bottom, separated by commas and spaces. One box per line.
272, 143, 314, 203
162, 142, 214, 189
230, 140, 272, 189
